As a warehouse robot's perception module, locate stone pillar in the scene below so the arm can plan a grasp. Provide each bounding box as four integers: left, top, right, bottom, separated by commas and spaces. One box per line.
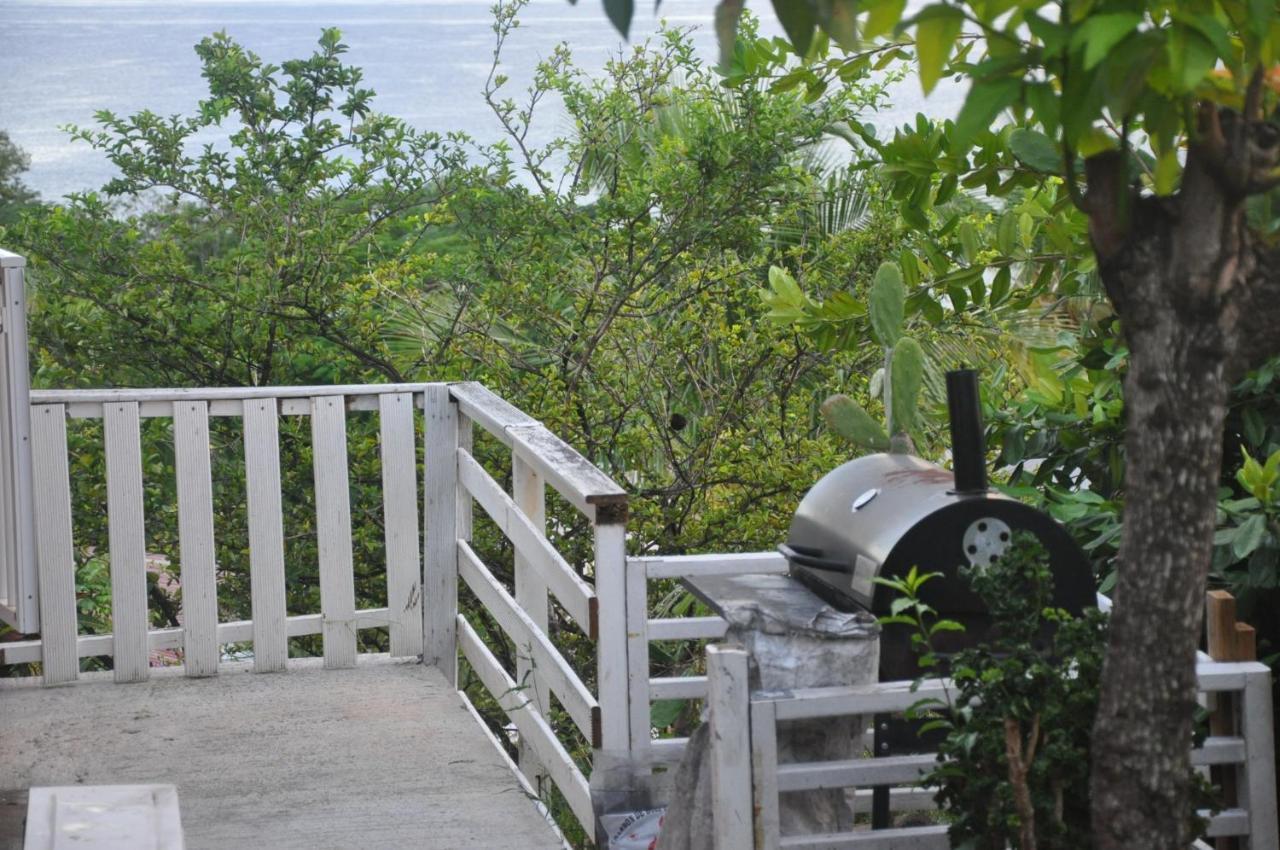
656, 573, 879, 849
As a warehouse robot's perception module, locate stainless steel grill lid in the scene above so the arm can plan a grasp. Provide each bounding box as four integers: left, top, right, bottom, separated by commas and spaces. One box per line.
781, 370, 1094, 626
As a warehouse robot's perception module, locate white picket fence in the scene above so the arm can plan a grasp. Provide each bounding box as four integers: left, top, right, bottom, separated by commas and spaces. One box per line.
703, 645, 1279, 850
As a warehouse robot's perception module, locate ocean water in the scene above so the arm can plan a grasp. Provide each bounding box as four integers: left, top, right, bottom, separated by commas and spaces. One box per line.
0, 0, 962, 200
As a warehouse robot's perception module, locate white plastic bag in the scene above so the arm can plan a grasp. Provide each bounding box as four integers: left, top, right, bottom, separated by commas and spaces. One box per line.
600, 807, 666, 850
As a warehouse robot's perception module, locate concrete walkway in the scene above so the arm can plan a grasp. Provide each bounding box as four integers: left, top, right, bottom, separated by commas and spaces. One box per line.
0, 657, 566, 850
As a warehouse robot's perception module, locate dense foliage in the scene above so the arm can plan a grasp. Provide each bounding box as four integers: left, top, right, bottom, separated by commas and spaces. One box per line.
643, 1, 1280, 842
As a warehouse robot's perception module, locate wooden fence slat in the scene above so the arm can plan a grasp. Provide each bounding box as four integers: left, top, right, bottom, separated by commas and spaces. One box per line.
647, 616, 728, 641
707, 644, 752, 850
312, 396, 357, 669
456, 614, 594, 833
752, 699, 781, 850
104, 402, 148, 683
1242, 669, 1279, 850
626, 556, 652, 755
456, 449, 595, 635
632, 551, 789, 581
424, 384, 458, 683
173, 401, 219, 677
0, 608, 393, 664
243, 398, 287, 672
512, 453, 549, 785
457, 540, 599, 746
30, 404, 77, 684
379, 392, 422, 658
594, 521, 629, 754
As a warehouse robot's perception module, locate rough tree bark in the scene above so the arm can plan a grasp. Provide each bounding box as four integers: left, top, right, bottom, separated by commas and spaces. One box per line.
1085, 94, 1280, 849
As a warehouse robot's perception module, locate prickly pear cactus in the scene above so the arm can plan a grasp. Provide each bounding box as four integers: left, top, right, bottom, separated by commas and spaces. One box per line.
818, 260, 928, 455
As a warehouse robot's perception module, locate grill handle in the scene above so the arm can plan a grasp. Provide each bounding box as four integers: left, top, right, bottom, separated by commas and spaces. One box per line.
778, 543, 854, 574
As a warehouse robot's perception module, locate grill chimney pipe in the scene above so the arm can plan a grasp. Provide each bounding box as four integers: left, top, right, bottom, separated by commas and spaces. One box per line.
946, 368, 988, 494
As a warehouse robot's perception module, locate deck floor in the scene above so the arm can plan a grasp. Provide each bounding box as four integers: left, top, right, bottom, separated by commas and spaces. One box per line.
0, 657, 566, 850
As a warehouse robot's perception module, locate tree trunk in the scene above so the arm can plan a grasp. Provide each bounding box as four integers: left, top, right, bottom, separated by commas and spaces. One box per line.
1086, 147, 1247, 849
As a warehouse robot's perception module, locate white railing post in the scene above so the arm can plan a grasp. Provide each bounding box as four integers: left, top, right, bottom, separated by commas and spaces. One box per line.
625, 556, 651, 757
513, 453, 550, 789
31, 404, 76, 685
424, 384, 460, 684
0, 249, 36, 635
707, 643, 753, 850
1243, 667, 1279, 850
594, 519, 630, 756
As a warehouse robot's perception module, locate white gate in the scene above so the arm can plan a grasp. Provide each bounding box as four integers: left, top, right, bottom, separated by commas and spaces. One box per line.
0, 249, 37, 633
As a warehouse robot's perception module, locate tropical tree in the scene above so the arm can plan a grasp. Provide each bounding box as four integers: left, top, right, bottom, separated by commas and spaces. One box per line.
592, 3, 1280, 847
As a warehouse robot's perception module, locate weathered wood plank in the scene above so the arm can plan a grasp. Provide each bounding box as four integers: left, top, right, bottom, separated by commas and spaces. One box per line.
1242, 669, 1279, 850
456, 614, 594, 833
0, 609, 394, 666
457, 540, 599, 745
594, 521, 629, 754
174, 401, 219, 677
456, 449, 595, 635
32, 383, 431, 405
505, 425, 627, 520
752, 700, 781, 850
649, 676, 708, 701
423, 385, 458, 683
243, 398, 288, 672
778, 825, 949, 849
707, 644, 752, 850
632, 551, 788, 581
104, 402, 148, 683
312, 396, 357, 669
512, 453, 549, 785
379, 392, 422, 658
30, 404, 77, 685
776, 754, 934, 792
448, 382, 627, 520
625, 556, 652, 755
0, 261, 37, 634
647, 616, 728, 641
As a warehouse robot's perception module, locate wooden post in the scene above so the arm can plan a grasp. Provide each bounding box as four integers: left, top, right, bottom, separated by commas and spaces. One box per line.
1206, 590, 1257, 850
707, 644, 753, 850
594, 520, 630, 755
424, 384, 460, 685
513, 453, 549, 790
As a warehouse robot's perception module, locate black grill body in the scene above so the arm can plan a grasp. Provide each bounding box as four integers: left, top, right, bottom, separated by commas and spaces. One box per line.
781, 371, 1095, 683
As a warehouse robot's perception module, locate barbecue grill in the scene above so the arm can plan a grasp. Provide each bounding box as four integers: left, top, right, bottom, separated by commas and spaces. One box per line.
780, 368, 1095, 681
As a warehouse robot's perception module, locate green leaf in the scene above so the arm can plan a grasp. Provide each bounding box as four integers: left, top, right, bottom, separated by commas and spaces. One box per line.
1233, 513, 1268, 560
869, 262, 906, 347
990, 266, 1012, 304
1168, 26, 1217, 92
1008, 128, 1060, 174
953, 77, 1021, 147
819, 0, 859, 50
604, 0, 635, 37
1154, 148, 1180, 195
890, 336, 925, 436
771, 0, 818, 57
914, 6, 964, 95
650, 699, 685, 729
863, 0, 907, 39
1071, 13, 1142, 70
821, 394, 890, 451
958, 220, 981, 263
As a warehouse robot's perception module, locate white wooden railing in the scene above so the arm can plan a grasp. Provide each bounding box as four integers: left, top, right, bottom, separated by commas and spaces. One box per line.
0, 376, 632, 841
1, 384, 430, 681
0, 250, 37, 634
703, 646, 1279, 850
438, 382, 630, 835
623, 551, 789, 767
